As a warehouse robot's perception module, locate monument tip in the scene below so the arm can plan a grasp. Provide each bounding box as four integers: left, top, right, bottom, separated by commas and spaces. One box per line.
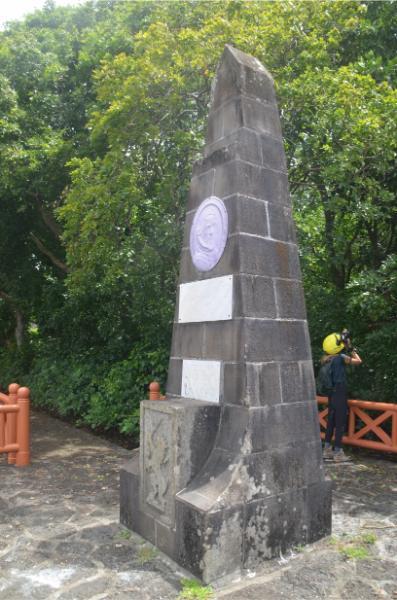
210, 44, 277, 111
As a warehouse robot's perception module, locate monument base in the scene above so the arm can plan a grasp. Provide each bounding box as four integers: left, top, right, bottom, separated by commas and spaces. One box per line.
120, 398, 332, 583
121, 453, 331, 583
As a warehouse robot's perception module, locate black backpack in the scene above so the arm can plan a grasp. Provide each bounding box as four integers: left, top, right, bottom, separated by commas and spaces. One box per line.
316, 359, 335, 396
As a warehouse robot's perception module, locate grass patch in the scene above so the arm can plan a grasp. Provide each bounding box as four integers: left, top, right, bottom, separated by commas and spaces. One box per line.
340, 544, 370, 560
360, 532, 377, 545
177, 578, 214, 600
116, 529, 132, 540
137, 546, 157, 565
329, 533, 377, 560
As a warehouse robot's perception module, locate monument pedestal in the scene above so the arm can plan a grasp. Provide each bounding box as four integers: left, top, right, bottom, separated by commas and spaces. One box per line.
120, 398, 220, 561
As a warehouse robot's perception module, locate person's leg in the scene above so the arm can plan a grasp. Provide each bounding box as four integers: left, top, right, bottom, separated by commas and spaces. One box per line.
324, 396, 336, 446
334, 384, 348, 452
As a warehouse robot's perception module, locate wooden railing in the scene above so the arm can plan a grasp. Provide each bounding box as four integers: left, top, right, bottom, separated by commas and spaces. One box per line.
317, 396, 397, 454
0, 384, 30, 467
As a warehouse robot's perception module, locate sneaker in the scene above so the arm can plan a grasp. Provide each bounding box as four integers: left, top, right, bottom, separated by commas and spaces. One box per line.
333, 449, 350, 462
322, 447, 334, 460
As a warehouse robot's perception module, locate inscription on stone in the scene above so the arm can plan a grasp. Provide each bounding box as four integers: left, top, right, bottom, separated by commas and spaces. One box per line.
181, 359, 221, 403
178, 275, 233, 323
190, 196, 228, 272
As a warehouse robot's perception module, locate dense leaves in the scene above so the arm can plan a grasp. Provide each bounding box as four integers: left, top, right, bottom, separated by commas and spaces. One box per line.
0, 0, 396, 441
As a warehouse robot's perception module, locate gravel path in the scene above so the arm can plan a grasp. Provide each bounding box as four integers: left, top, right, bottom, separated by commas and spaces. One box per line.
0, 410, 396, 599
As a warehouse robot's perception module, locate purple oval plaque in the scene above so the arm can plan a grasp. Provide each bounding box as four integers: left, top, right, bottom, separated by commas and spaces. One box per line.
189, 196, 228, 272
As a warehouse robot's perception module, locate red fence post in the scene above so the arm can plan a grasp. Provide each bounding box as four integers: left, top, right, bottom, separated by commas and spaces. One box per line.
149, 382, 161, 400
7, 383, 19, 465
15, 387, 30, 467
148, 382, 166, 400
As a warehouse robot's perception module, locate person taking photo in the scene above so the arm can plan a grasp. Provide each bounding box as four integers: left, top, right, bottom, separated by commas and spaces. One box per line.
322, 329, 362, 462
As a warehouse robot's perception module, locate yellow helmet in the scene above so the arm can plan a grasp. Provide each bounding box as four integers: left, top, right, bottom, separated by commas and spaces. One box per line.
322, 333, 343, 355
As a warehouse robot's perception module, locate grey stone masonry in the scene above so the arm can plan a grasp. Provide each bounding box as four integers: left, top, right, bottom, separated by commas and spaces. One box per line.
120, 45, 331, 584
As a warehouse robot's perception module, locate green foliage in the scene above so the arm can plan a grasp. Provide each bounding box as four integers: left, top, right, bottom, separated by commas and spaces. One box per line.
330, 533, 376, 560
178, 578, 213, 600
340, 545, 370, 560
136, 545, 157, 565
0, 0, 396, 439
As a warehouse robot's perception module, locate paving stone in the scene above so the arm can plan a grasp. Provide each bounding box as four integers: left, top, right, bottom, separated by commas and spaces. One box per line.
1, 410, 396, 599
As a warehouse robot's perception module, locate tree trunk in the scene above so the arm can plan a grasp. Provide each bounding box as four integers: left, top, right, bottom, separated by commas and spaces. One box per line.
14, 308, 24, 348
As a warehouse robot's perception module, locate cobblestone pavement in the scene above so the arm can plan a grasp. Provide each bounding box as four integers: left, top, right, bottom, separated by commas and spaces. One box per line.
0, 410, 396, 600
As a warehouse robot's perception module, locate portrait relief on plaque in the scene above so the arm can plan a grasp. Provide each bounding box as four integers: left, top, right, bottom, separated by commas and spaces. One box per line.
189, 196, 228, 272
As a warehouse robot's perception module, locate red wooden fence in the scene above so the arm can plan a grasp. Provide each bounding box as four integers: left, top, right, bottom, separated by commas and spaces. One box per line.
317, 395, 397, 454
0, 384, 30, 467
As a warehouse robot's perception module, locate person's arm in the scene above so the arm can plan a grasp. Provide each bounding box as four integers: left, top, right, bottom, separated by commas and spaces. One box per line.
344, 350, 362, 366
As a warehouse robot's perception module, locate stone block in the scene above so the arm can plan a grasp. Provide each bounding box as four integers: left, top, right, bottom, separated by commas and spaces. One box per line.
214, 159, 290, 206
215, 405, 250, 453
305, 480, 333, 543
140, 399, 220, 526
233, 274, 276, 318
222, 362, 246, 406
206, 98, 283, 147
186, 169, 215, 213
248, 361, 282, 406
119, 455, 156, 545
268, 203, 297, 243
223, 361, 282, 407
249, 401, 320, 451
238, 236, 301, 280
178, 236, 239, 284
223, 195, 268, 238
242, 97, 282, 139
169, 322, 241, 363
211, 45, 277, 109
206, 110, 223, 146
279, 360, 316, 403
243, 487, 308, 567
279, 361, 302, 404
175, 500, 244, 583
259, 134, 287, 173
274, 278, 306, 319
203, 320, 243, 362
243, 319, 311, 362
166, 358, 183, 396
170, 322, 205, 359
245, 442, 324, 498
300, 359, 316, 401
119, 454, 140, 530
201, 128, 263, 171
155, 520, 176, 559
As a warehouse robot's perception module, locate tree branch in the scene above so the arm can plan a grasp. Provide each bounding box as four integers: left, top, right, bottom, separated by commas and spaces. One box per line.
33, 193, 63, 238
30, 233, 69, 273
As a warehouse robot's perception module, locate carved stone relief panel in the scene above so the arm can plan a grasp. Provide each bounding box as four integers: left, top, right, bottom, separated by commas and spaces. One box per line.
142, 408, 174, 525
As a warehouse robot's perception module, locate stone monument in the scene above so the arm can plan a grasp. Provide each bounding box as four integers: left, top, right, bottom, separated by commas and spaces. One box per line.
120, 45, 332, 583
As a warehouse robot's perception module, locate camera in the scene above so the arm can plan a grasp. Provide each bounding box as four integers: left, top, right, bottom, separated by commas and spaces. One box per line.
340, 329, 351, 345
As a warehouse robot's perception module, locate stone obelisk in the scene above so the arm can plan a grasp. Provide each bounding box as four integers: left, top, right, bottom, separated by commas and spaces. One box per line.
120, 45, 331, 583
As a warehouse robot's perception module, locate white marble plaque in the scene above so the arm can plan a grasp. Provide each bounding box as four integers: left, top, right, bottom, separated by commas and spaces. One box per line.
181, 360, 221, 403
178, 275, 233, 323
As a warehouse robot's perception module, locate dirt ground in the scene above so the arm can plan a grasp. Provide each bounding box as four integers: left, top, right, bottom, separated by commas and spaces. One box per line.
0, 410, 396, 599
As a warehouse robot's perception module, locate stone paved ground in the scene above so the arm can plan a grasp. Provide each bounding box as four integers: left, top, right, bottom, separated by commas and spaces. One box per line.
0, 410, 396, 600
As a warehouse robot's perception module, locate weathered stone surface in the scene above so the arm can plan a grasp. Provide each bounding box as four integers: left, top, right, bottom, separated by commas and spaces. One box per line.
139, 399, 220, 526
214, 160, 290, 205
223, 196, 269, 239
211, 45, 277, 109
122, 44, 331, 584
274, 278, 306, 319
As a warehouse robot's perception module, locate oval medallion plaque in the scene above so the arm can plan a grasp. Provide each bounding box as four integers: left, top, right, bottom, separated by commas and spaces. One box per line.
189, 196, 228, 272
